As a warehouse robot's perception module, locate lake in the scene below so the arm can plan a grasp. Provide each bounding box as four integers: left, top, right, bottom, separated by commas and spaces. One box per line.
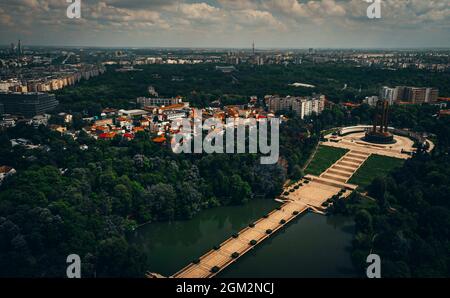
131, 199, 356, 278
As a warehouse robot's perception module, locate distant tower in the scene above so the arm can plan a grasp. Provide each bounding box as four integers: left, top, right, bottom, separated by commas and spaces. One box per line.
252, 41, 255, 56
17, 40, 22, 56
10, 42, 15, 54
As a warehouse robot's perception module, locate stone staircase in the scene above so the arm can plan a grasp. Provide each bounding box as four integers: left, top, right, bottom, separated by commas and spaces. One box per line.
319, 150, 371, 184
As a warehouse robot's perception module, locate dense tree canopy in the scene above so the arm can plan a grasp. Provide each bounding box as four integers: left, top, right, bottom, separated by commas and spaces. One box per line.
55, 63, 450, 115
0, 114, 315, 276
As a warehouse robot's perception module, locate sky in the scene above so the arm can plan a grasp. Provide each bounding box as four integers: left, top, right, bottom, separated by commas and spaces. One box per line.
0, 0, 449, 49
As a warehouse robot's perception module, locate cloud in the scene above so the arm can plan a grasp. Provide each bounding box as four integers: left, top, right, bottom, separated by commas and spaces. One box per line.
178, 2, 223, 22
0, 0, 449, 47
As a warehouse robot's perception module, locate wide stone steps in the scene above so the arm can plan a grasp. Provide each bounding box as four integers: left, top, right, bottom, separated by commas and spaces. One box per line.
321, 174, 348, 183
338, 161, 360, 169
326, 169, 353, 178
331, 165, 355, 173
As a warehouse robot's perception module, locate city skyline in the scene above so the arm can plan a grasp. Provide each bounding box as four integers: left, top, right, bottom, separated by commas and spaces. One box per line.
1, 0, 449, 48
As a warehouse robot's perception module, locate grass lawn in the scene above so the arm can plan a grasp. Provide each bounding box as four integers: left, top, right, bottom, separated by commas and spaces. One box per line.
349, 155, 405, 189
305, 146, 348, 176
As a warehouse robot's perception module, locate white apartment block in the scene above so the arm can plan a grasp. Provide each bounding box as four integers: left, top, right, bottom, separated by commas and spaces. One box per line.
266, 95, 326, 119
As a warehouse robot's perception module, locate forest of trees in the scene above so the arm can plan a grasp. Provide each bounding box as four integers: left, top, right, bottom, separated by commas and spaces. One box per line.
54, 63, 450, 115
0, 115, 315, 277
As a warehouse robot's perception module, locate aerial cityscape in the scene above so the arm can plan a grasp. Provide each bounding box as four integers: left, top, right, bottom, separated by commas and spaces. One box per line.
0, 0, 449, 289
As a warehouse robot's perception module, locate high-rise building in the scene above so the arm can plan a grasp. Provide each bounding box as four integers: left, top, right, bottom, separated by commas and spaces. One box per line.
380, 86, 396, 105
0, 92, 59, 118
17, 40, 22, 56
394, 86, 407, 101
383, 86, 439, 104
425, 88, 439, 103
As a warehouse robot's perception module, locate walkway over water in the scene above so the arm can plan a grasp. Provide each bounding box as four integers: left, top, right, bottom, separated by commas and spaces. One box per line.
168, 148, 369, 279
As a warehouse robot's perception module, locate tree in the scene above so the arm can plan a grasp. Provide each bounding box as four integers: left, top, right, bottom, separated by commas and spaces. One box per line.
229, 175, 252, 204
355, 210, 373, 233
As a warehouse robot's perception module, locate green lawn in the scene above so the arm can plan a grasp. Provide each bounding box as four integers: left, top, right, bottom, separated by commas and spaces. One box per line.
305, 146, 348, 176
349, 155, 405, 189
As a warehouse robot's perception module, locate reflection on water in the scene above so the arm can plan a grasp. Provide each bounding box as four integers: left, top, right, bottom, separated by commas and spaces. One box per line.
221, 213, 356, 278
131, 200, 356, 277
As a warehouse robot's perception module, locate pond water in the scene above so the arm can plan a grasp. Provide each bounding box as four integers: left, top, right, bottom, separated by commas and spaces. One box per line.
131, 199, 356, 277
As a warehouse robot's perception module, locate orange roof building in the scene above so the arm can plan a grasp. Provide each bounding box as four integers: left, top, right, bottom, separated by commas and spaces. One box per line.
153, 136, 167, 143
98, 132, 117, 139
160, 104, 186, 111
123, 133, 135, 139
438, 110, 450, 117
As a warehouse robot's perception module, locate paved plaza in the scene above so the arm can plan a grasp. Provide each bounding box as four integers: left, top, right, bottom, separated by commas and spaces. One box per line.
322, 132, 417, 159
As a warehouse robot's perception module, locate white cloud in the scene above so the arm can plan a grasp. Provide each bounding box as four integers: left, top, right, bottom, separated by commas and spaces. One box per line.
0, 0, 449, 47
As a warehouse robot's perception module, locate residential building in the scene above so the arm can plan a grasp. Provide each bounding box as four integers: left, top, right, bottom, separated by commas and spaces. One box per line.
58, 113, 73, 123
162, 110, 187, 121
406, 87, 427, 104
118, 109, 148, 118
94, 118, 113, 127
0, 166, 16, 185
364, 96, 380, 106
137, 97, 181, 107
0, 117, 15, 128
31, 114, 50, 127
425, 88, 439, 103
385, 86, 439, 104
380, 87, 396, 105
0, 92, 59, 118
266, 95, 326, 119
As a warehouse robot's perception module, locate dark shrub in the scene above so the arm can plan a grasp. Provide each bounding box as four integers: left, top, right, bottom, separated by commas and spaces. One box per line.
266, 229, 273, 234
231, 252, 240, 259
280, 219, 286, 224
211, 266, 220, 273
249, 240, 257, 246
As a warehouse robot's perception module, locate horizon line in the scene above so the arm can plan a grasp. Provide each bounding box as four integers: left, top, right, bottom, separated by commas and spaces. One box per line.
2, 44, 450, 51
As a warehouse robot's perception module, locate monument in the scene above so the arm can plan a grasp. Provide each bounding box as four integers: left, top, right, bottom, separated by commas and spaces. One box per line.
364, 100, 395, 144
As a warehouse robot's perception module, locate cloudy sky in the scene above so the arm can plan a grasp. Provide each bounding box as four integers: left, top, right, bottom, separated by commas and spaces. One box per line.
0, 0, 449, 48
